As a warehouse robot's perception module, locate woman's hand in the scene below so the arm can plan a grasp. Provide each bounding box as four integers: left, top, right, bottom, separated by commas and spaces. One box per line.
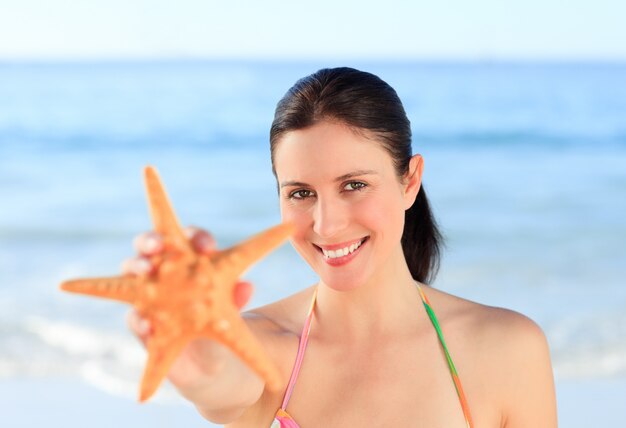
123, 227, 261, 410
122, 226, 254, 310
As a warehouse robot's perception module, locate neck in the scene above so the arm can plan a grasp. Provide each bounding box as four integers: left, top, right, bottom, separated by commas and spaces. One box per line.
313, 245, 426, 344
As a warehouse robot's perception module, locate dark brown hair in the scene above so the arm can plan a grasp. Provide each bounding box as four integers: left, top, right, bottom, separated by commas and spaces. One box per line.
269, 67, 444, 285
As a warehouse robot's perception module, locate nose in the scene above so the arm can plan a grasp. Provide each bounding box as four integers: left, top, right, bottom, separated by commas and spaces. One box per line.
312, 197, 349, 239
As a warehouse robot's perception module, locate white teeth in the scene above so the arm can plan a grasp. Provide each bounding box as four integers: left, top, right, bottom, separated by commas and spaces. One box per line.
322, 239, 364, 259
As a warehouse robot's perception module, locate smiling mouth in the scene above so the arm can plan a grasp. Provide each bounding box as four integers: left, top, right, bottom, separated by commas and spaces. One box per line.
314, 237, 369, 260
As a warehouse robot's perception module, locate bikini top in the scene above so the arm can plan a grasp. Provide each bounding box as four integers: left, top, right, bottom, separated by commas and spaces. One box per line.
270, 283, 474, 428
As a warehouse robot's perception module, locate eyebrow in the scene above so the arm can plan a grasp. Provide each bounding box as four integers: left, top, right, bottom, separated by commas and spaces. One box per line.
279, 169, 378, 189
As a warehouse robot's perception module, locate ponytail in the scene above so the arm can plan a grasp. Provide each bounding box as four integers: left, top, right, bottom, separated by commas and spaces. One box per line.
402, 187, 444, 284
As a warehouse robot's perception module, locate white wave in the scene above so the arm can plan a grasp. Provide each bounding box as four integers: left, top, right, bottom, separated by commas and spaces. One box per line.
0, 315, 183, 403
79, 360, 182, 404
24, 315, 143, 364
549, 306, 626, 379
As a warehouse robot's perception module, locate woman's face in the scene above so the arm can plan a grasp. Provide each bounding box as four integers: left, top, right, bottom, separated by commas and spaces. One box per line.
274, 120, 422, 291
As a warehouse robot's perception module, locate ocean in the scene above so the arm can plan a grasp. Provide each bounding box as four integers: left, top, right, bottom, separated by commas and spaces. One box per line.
1, 61, 625, 426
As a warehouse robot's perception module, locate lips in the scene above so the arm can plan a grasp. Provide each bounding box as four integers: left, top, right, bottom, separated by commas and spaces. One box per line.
313, 237, 369, 266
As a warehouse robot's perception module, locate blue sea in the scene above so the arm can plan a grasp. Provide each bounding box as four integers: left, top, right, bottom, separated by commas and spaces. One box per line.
1, 61, 625, 426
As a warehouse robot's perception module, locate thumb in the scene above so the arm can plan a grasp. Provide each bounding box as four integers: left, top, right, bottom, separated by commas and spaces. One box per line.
233, 281, 254, 309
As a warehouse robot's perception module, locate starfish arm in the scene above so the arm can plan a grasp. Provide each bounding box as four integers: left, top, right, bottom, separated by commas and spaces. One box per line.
204, 314, 283, 392
143, 166, 193, 257
211, 222, 293, 285
139, 333, 193, 402
60, 276, 138, 304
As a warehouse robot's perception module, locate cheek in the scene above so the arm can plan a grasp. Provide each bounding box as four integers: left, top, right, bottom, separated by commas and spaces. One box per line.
356, 193, 405, 239
280, 204, 319, 267
280, 202, 311, 242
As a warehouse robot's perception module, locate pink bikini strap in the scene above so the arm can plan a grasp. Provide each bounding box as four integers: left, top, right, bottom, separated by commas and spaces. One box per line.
281, 287, 318, 409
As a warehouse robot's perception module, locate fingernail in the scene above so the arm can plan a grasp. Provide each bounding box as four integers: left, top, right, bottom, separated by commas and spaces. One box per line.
121, 259, 132, 274
138, 319, 150, 334
135, 258, 152, 274
193, 232, 215, 253
183, 226, 197, 239
196, 234, 209, 248
144, 235, 161, 253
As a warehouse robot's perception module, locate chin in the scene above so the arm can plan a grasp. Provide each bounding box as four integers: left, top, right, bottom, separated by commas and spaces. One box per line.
318, 270, 369, 293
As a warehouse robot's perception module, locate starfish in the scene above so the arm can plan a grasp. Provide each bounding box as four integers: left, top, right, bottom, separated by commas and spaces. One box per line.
60, 166, 292, 402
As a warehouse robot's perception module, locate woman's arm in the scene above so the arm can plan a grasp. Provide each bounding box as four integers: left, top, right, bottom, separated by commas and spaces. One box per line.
125, 228, 266, 424
170, 333, 266, 423
497, 313, 558, 428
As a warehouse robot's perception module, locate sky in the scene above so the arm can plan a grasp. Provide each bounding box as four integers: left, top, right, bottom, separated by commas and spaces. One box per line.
0, 0, 625, 61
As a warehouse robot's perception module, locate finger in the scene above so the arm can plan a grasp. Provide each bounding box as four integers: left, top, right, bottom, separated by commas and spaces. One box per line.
184, 226, 217, 255
120, 256, 154, 276
233, 281, 254, 309
132, 231, 164, 256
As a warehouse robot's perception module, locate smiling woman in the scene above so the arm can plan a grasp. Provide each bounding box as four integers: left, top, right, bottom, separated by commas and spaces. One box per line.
125, 67, 558, 427
274, 121, 420, 291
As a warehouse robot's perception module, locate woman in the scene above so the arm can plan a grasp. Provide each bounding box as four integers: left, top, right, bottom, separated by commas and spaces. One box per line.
126, 67, 558, 427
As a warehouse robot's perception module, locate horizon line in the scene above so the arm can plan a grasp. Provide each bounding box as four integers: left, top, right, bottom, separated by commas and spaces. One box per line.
1, 55, 626, 66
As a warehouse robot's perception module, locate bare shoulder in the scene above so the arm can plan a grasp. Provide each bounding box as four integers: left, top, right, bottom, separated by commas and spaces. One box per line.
423, 286, 557, 427
242, 285, 316, 336
422, 285, 548, 352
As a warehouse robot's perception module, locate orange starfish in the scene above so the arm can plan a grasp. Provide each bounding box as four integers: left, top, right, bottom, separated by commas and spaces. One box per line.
60, 166, 292, 402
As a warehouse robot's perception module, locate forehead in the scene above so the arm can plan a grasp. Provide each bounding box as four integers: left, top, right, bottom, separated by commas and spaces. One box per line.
274, 121, 394, 181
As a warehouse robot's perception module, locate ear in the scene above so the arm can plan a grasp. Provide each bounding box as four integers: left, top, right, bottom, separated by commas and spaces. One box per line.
402, 154, 423, 210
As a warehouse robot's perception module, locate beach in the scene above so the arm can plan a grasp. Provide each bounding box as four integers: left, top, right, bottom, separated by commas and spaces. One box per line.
0, 378, 214, 428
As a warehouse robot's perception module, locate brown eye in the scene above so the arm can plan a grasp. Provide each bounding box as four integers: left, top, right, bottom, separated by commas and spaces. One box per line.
290, 189, 314, 199
344, 182, 366, 191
